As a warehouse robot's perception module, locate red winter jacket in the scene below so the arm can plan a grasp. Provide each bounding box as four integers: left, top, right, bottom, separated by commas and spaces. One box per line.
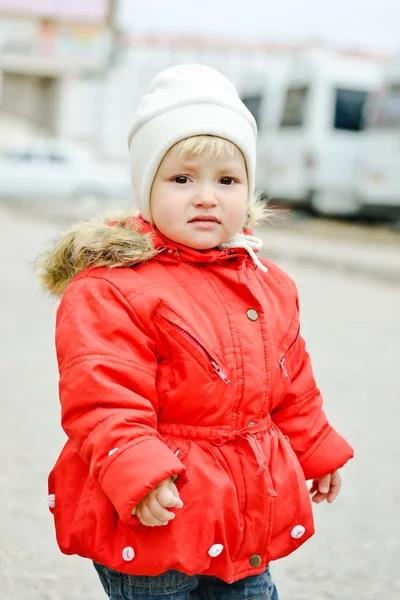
41, 214, 354, 584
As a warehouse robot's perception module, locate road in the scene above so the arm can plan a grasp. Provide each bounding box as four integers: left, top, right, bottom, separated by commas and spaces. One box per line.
0, 207, 399, 599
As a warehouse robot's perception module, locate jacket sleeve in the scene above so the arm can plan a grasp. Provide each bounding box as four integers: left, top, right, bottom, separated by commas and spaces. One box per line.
270, 297, 354, 481
56, 275, 188, 524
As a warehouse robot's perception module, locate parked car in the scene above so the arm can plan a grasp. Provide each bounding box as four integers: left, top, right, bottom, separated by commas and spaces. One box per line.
0, 138, 132, 218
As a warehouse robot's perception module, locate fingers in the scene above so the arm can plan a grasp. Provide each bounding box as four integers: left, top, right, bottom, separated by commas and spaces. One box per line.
147, 494, 177, 522
135, 503, 169, 527
309, 471, 342, 504
310, 473, 330, 504
156, 484, 183, 509
311, 490, 328, 504
318, 473, 331, 494
327, 471, 342, 503
136, 480, 184, 527
136, 491, 177, 526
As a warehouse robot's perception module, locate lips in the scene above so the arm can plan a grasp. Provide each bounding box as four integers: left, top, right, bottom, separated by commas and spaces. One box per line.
189, 215, 220, 223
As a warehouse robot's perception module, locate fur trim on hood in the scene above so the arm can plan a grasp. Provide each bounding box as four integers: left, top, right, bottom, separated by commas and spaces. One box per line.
35, 194, 272, 297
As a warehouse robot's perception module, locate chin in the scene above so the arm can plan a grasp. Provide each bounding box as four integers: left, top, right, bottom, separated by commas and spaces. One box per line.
187, 242, 218, 250
187, 235, 224, 250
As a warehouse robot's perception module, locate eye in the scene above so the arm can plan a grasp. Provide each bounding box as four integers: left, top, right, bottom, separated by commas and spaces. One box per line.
220, 177, 235, 185
173, 176, 189, 184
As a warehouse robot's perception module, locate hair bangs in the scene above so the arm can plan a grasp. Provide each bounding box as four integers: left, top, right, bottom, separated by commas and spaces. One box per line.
170, 135, 236, 161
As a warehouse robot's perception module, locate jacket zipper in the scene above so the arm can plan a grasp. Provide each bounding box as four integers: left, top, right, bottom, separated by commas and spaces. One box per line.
279, 357, 289, 379
167, 321, 230, 384
279, 327, 300, 380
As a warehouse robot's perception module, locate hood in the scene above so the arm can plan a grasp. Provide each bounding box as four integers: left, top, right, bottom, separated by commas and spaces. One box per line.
35, 194, 271, 297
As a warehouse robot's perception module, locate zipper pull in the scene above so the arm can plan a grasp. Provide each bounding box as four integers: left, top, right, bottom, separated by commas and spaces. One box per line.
279, 358, 289, 379
211, 361, 230, 384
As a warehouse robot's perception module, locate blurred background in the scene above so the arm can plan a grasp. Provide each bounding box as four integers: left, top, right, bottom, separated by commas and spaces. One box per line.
1, 0, 400, 224
0, 2, 399, 599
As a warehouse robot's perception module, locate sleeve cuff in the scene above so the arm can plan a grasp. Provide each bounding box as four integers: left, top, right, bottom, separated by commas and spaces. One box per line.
100, 436, 189, 523
299, 427, 354, 481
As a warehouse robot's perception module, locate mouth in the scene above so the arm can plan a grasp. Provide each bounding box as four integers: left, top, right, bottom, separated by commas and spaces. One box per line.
188, 215, 221, 224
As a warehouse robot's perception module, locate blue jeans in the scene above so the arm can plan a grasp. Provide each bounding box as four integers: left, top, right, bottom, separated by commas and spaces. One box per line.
93, 563, 279, 600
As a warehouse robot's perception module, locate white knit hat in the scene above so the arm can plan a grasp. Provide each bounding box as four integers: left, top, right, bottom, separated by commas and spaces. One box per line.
127, 64, 257, 222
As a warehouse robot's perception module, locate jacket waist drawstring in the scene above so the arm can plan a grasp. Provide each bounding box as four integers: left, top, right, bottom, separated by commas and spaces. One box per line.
210, 420, 277, 497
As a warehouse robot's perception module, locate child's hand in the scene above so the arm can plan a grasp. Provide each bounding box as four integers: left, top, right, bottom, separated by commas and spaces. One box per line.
135, 477, 184, 526
309, 470, 342, 504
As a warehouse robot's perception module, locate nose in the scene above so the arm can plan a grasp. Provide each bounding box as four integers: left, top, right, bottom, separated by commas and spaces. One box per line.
193, 183, 217, 208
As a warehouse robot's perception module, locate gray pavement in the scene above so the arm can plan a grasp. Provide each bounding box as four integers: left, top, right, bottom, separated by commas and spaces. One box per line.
1, 207, 399, 599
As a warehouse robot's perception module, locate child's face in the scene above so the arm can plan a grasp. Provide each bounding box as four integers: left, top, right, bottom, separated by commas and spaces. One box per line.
150, 143, 248, 249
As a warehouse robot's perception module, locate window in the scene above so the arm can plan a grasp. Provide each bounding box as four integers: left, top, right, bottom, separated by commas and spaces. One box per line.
241, 94, 263, 127
334, 88, 368, 131
48, 152, 68, 164
364, 90, 400, 129
280, 87, 309, 128
3, 151, 35, 162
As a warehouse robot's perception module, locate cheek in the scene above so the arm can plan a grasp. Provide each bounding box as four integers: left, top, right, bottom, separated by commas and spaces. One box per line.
226, 198, 248, 226
152, 207, 173, 234
150, 186, 173, 225
151, 196, 185, 237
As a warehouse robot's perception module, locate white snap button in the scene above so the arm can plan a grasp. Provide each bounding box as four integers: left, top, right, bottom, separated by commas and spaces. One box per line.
291, 525, 305, 539
122, 546, 135, 561
247, 309, 259, 322
108, 448, 119, 457
47, 494, 56, 508
208, 544, 224, 557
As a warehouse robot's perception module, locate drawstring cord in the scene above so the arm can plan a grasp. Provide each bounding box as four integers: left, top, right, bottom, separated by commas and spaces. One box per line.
210, 421, 277, 497
221, 234, 268, 273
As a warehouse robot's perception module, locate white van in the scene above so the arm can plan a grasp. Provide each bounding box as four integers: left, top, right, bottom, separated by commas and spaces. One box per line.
238, 59, 290, 141
354, 59, 400, 219
256, 49, 383, 216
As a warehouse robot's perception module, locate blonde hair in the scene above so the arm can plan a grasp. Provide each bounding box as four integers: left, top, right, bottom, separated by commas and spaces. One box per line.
169, 135, 239, 161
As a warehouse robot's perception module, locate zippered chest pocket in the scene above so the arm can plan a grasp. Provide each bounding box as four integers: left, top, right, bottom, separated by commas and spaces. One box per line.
278, 323, 300, 382
155, 307, 230, 384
